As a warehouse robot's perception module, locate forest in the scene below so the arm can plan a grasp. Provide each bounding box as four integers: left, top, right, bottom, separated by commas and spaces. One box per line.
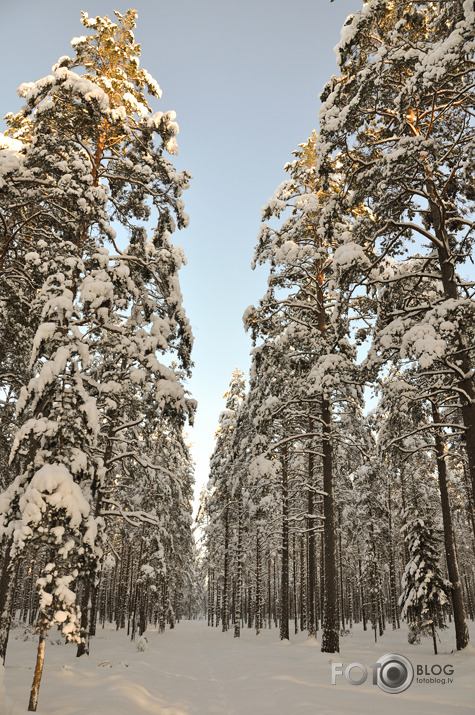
0, 1, 474, 712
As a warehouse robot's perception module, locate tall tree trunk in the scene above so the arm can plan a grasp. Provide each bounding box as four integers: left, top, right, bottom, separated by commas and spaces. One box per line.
387, 479, 400, 630
464, 576, 474, 622
307, 450, 316, 637
427, 187, 475, 500
0, 538, 16, 664
338, 508, 345, 631
300, 535, 307, 632
462, 462, 475, 546
215, 584, 221, 628
210, 570, 215, 627
234, 490, 243, 638
245, 586, 251, 629
321, 397, 339, 653
256, 533, 261, 635
399, 466, 410, 564
292, 534, 298, 635
76, 579, 93, 657
431, 620, 438, 656
222, 502, 229, 632
280, 448, 290, 640
347, 577, 354, 629
359, 558, 367, 631
319, 531, 325, 629
159, 575, 166, 633
432, 402, 470, 650
130, 523, 146, 643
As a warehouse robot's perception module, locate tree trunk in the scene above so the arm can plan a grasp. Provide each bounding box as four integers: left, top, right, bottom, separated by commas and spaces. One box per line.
427, 188, 475, 501
222, 503, 229, 632
359, 559, 367, 631
0, 538, 16, 664
338, 508, 345, 632
76, 579, 92, 657
210, 570, 215, 627
28, 617, 47, 711
432, 402, 470, 650
215, 584, 221, 628
280, 447, 290, 641
461, 462, 475, 546
307, 460, 316, 637
292, 534, 298, 635
234, 490, 243, 638
159, 575, 166, 633
256, 533, 261, 635
387, 480, 400, 630
300, 535, 307, 632
431, 620, 438, 656
321, 397, 339, 653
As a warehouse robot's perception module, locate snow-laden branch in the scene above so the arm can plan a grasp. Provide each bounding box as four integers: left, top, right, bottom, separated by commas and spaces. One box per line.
101, 498, 159, 527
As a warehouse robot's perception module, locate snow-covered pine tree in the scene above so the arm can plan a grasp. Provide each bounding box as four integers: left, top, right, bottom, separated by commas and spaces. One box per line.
399, 512, 450, 654
245, 133, 364, 652
316, 0, 475, 510
0, 9, 194, 706
0, 134, 34, 491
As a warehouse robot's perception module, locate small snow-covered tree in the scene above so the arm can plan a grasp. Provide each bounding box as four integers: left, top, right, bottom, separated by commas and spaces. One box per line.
399, 512, 450, 654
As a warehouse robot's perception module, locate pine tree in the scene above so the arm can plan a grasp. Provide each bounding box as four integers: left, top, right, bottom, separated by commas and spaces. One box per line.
400, 512, 450, 654
0, 10, 194, 708
244, 134, 365, 652
316, 0, 475, 508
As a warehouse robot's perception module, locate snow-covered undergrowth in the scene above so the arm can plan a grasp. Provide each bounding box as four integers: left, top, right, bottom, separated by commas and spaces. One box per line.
3, 620, 474, 714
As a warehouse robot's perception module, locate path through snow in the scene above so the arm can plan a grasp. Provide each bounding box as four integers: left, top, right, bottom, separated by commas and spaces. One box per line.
2, 619, 474, 714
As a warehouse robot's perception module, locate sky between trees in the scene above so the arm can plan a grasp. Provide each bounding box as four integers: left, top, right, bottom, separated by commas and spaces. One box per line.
0, 0, 364, 505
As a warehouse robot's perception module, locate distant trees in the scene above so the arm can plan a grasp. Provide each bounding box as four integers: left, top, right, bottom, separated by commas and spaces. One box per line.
204, 368, 246, 634
0, 10, 196, 712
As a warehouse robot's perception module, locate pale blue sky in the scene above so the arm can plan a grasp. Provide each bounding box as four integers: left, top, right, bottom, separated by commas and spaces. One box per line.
1, 0, 363, 509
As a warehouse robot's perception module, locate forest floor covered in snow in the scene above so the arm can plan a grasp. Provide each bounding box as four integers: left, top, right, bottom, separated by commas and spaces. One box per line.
1, 618, 474, 714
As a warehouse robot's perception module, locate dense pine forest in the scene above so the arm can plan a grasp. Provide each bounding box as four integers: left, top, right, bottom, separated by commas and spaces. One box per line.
0, 1, 474, 712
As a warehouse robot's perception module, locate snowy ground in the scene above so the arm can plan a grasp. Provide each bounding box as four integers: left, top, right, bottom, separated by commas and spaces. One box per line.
2, 619, 474, 714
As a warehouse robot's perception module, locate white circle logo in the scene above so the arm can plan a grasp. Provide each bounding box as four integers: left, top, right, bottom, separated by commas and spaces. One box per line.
376, 653, 414, 694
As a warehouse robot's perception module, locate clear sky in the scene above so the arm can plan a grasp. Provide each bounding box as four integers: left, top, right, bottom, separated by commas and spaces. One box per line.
1, 0, 363, 511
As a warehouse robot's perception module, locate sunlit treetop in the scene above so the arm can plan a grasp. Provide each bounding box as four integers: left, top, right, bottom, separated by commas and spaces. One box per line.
5, 8, 180, 158
66, 10, 163, 111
